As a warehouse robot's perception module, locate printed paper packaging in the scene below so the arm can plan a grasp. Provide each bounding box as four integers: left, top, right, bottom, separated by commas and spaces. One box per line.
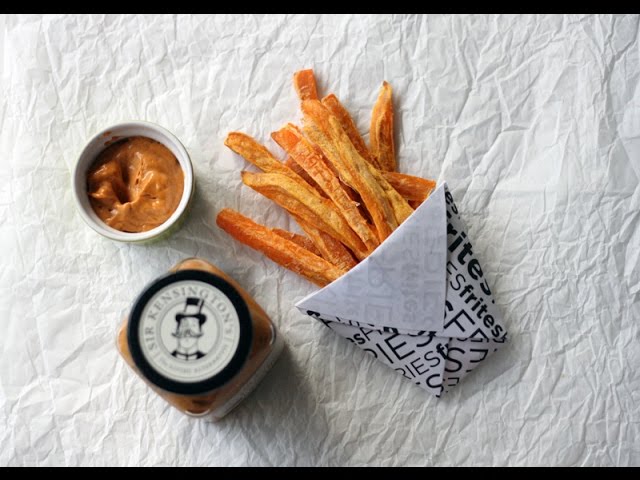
295, 183, 508, 397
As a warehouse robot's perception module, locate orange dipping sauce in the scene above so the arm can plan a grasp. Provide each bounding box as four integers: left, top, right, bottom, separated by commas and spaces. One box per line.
87, 136, 184, 233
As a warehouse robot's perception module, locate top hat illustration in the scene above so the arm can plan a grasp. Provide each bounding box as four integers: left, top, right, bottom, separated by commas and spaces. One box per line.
175, 297, 206, 327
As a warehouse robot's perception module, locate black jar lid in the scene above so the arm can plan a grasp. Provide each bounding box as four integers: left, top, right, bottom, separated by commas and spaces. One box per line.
127, 269, 252, 395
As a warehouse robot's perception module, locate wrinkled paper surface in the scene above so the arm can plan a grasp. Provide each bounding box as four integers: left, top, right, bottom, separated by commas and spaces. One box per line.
1, 14, 639, 466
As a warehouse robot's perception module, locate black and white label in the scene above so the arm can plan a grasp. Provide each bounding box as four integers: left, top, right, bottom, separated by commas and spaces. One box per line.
138, 280, 241, 383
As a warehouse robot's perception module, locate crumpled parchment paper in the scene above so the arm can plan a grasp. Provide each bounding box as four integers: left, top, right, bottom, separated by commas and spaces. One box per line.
1, 14, 639, 467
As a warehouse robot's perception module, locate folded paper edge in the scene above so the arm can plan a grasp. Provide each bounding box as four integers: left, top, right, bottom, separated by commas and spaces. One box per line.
295, 182, 448, 333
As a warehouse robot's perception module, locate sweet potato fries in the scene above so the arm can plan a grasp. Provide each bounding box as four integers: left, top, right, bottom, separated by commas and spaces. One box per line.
217, 70, 436, 286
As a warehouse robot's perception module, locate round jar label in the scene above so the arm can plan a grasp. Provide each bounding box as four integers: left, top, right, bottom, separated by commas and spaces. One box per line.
138, 279, 241, 383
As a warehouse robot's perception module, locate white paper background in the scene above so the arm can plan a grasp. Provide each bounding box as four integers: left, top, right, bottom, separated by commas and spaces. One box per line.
1, 14, 639, 467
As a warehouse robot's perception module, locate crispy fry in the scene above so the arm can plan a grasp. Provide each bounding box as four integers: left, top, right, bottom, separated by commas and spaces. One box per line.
365, 162, 414, 224
284, 156, 324, 196
302, 99, 398, 242
322, 93, 381, 169
272, 124, 379, 252
219, 72, 435, 288
293, 69, 319, 101
370, 81, 396, 172
306, 132, 364, 210
241, 171, 369, 260
382, 171, 436, 203
216, 209, 345, 287
302, 100, 412, 225
272, 228, 322, 257
281, 125, 367, 226
295, 217, 357, 271
225, 132, 304, 183
286, 124, 344, 180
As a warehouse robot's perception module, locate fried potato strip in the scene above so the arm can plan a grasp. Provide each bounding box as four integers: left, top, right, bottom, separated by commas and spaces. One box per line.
224, 132, 303, 181
382, 171, 436, 203
284, 157, 324, 196
217, 209, 345, 287
272, 228, 322, 257
241, 171, 369, 260
272, 124, 379, 252
295, 217, 357, 271
365, 162, 414, 225
370, 81, 396, 172
216, 72, 438, 289
302, 100, 398, 242
322, 93, 381, 169
293, 69, 319, 101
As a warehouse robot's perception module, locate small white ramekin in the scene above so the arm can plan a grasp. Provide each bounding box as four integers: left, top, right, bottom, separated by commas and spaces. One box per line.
73, 121, 195, 243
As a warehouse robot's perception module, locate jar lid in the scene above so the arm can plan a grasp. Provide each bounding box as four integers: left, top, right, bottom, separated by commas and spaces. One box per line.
127, 269, 253, 395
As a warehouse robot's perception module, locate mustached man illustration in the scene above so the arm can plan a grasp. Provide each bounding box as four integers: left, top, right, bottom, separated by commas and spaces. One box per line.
171, 297, 207, 361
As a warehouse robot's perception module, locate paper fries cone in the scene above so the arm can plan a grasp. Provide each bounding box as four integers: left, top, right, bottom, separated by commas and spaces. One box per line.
295, 183, 507, 396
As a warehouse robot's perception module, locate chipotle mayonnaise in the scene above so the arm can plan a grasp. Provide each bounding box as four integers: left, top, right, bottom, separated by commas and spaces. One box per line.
87, 136, 184, 232
117, 258, 283, 419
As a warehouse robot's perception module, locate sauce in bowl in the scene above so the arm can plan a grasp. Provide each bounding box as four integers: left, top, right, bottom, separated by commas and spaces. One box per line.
87, 136, 184, 233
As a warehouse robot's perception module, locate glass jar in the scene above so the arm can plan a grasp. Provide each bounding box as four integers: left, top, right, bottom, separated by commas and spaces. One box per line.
117, 258, 283, 420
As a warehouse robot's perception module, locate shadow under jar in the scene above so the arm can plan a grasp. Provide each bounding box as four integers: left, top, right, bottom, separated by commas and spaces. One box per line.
117, 258, 284, 420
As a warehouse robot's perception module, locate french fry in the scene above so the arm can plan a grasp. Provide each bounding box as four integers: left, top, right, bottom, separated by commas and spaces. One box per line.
241, 171, 369, 260
217, 71, 436, 289
382, 171, 436, 203
225, 132, 304, 183
307, 98, 412, 225
292, 96, 414, 224
284, 157, 324, 196
293, 69, 319, 101
306, 135, 365, 214
272, 228, 322, 257
281, 124, 367, 232
325, 107, 412, 227
272, 124, 379, 252
302, 99, 398, 242
216, 209, 345, 287
295, 217, 357, 272
370, 81, 396, 172
286, 124, 343, 180
322, 93, 381, 170
364, 161, 414, 225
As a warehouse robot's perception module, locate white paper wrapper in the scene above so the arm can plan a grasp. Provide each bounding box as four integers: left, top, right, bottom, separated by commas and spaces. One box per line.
297, 183, 507, 396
